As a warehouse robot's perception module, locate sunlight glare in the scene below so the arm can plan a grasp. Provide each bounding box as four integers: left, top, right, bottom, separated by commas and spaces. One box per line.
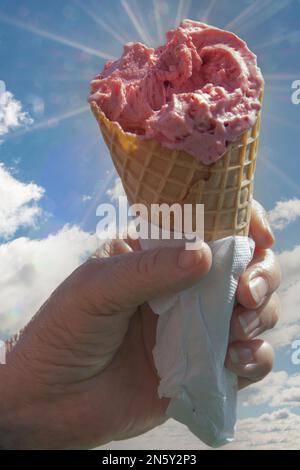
224, 0, 264, 31
202, 0, 218, 22
153, 0, 164, 43
80, 167, 117, 227
121, 0, 153, 45
0, 11, 114, 60
174, 0, 192, 28
236, 0, 292, 35
76, 0, 129, 45
253, 33, 288, 50
261, 158, 300, 197
11, 105, 90, 138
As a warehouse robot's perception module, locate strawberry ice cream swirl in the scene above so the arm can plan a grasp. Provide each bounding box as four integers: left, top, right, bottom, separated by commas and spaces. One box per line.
90, 19, 264, 165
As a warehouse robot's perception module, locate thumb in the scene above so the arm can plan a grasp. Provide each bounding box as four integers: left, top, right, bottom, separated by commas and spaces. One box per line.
69, 240, 212, 315
20, 240, 212, 376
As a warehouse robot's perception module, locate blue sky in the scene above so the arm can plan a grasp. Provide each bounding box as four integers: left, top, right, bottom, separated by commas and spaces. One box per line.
1, 0, 300, 449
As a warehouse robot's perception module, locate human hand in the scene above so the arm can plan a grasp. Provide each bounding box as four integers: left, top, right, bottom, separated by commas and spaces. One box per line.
0, 201, 281, 449
0, 235, 212, 449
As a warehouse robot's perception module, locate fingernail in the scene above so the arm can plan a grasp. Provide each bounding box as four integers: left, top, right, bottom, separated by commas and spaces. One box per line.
178, 245, 204, 269
249, 276, 269, 305
229, 347, 254, 364
239, 310, 260, 336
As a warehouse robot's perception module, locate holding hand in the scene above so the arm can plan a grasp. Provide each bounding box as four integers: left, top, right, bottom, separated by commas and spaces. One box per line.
0, 201, 281, 449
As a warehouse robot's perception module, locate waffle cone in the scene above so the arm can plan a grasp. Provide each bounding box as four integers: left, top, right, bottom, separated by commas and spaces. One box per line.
91, 101, 262, 241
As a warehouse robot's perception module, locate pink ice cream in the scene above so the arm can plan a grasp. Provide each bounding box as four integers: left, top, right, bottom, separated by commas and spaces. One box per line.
90, 20, 264, 165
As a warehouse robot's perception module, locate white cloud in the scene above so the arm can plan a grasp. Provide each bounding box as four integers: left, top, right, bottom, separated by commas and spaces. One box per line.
98, 409, 300, 450
263, 244, 300, 348
0, 81, 33, 141
269, 199, 300, 230
0, 225, 98, 337
0, 164, 98, 339
240, 371, 300, 409
106, 177, 126, 202
82, 194, 92, 202
228, 409, 300, 450
0, 164, 44, 239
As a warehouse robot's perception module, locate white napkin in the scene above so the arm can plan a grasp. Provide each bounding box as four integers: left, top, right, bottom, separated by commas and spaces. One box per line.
140, 235, 255, 448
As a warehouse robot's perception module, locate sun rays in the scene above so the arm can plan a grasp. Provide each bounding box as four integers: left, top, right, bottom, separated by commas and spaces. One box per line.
120, 0, 153, 45
261, 158, 300, 197
9, 105, 90, 138
80, 167, 117, 227
1, 0, 298, 204
224, 0, 291, 34
153, 0, 164, 44
202, 0, 218, 22
224, 0, 264, 31
0, 11, 114, 60
75, 0, 129, 45
174, 0, 192, 28
255, 29, 300, 51
239, 0, 292, 36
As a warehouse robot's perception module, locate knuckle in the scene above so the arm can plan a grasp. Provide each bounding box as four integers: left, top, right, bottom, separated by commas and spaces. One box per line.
239, 328, 250, 341
234, 313, 250, 341
249, 266, 278, 296
250, 247, 280, 274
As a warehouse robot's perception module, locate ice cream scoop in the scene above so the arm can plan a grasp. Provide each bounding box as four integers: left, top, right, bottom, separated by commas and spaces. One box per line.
90, 19, 263, 165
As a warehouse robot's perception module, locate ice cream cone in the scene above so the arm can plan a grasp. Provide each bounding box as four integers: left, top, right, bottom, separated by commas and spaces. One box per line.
91, 100, 262, 242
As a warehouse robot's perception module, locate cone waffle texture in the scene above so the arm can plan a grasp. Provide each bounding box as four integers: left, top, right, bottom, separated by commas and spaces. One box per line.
91, 101, 261, 241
